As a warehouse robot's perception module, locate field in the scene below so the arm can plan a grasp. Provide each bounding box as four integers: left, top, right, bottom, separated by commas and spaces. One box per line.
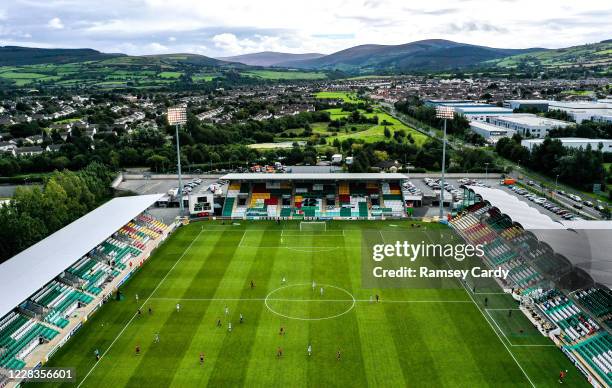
241, 70, 328, 80
314, 91, 364, 103
491, 41, 612, 70
39, 221, 587, 387
322, 108, 428, 146
275, 107, 428, 147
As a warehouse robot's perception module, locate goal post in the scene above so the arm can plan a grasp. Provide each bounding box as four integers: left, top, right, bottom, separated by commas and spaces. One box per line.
299, 221, 327, 232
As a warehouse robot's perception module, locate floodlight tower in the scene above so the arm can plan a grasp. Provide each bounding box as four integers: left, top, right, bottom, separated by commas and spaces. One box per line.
167, 106, 187, 215
435, 105, 454, 219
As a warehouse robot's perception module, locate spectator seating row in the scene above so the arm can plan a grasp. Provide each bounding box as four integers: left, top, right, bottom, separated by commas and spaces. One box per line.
568, 332, 612, 386
29, 281, 93, 328
0, 312, 58, 370
576, 288, 612, 320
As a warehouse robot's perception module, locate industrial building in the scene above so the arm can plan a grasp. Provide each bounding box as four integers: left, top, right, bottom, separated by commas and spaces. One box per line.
521, 137, 612, 152
488, 114, 573, 138
468, 121, 515, 144
454, 106, 514, 121
503, 99, 550, 112
548, 101, 612, 124
424, 100, 514, 122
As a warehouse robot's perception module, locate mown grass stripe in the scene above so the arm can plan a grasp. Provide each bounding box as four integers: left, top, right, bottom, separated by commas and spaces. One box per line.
206, 229, 282, 386
123, 230, 243, 387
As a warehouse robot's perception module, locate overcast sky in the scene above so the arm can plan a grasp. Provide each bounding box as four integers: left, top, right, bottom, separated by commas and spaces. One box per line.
0, 0, 610, 57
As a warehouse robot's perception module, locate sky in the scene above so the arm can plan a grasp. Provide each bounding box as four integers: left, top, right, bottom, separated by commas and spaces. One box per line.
0, 0, 610, 57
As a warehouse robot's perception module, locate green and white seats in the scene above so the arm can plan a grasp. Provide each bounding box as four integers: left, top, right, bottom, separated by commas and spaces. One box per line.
30, 281, 93, 328
567, 332, 612, 386
381, 182, 405, 217
67, 257, 112, 295
0, 312, 58, 369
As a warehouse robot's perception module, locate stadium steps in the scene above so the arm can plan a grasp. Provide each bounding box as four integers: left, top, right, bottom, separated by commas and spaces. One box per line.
222, 198, 235, 217
340, 207, 352, 218
359, 202, 369, 217
280, 207, 292, 217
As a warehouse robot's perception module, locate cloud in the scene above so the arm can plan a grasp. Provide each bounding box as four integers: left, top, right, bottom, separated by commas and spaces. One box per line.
446, 22, 508, 34
212, 32, 286, 56
47, 17, 64, 29
0, 0, 609, 55
147, 42, 169, 53
404, 7, 459, 16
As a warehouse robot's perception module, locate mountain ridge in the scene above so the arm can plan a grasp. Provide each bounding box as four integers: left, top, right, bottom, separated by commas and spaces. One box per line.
0, 46, 124, 66
276, 39, 545, 71
217, 51, 325, 67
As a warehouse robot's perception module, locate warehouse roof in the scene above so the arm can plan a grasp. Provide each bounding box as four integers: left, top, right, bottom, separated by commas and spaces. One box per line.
0, 194, 163, 319
491, 114, 572, 127
221, 173, 407, 181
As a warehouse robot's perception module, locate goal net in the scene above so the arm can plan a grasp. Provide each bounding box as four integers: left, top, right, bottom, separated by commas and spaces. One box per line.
299, 221, 327, 232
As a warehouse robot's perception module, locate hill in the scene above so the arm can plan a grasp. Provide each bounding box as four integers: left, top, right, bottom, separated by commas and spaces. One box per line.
0, 51, 247, 89
218, 51, 325, 67
490, 40, 612, 72
0, 46, 123, 66
278, 39, 543, 72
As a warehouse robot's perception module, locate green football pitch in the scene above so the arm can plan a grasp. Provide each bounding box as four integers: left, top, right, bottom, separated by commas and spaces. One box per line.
39, 221, 588, 387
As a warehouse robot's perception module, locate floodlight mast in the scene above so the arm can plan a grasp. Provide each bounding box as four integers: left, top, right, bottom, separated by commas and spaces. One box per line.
435, 106, 454, 219
167, 107, 187, 215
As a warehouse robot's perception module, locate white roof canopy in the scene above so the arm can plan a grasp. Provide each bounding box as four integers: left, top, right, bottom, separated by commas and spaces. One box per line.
0, 194, 163, 319
221, 173, 407, 181
464, 186, 612, 288
465, 185, 564, 230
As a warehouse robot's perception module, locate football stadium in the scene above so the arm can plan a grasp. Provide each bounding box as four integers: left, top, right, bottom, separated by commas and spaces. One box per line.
0, 173, 611, 387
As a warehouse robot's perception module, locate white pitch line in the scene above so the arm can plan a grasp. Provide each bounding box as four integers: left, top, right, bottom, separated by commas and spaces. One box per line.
484, 309, 556, 348
425, 230, 536, 388
148, 296, 472, 303
77, 228, 204, 388
238, 230, 247, 247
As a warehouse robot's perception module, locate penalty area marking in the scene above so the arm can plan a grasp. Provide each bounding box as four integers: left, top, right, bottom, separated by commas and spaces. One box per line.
264, 283, 356, 321
423, 229, 536, 388
484, 309, 556, 348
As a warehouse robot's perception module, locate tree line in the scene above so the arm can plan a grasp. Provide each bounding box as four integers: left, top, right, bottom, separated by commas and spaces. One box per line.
496, 135, 610, 192
0, 162, 115, 263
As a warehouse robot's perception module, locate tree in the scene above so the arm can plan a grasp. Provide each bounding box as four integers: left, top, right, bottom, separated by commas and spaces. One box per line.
147, 154, 170, 172
383, 127, 391, 138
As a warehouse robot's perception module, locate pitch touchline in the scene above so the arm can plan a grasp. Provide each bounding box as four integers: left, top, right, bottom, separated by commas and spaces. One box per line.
148, 297, 472, 303
424, 230, 536, 388
77, 228, 205, 388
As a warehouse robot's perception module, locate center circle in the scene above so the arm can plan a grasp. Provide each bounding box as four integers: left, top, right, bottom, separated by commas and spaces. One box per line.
264, 283, 356, 321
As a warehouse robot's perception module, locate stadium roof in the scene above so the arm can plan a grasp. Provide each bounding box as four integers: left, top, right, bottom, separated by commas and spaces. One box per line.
0, 194, 163, 319
221, 173, 407, 181
464, 185, 563, 230
464, 186, 612, 288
